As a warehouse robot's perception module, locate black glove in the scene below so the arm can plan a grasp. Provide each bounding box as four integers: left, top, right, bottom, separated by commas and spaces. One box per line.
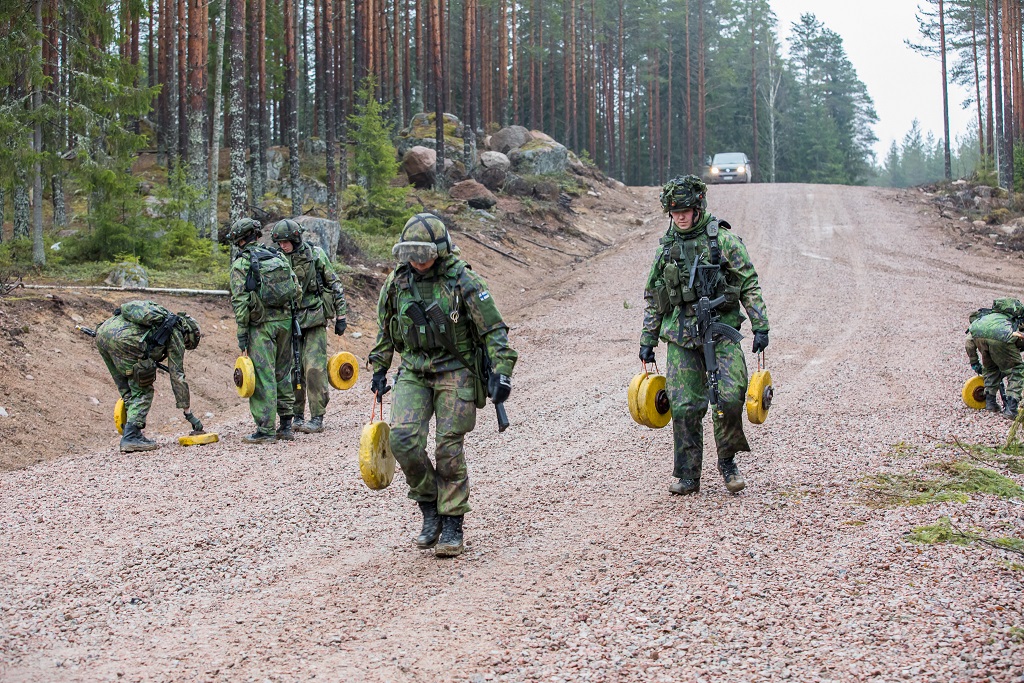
971, 362, 984, 375
237, 333, 248, 352
334, 317, 347, 336
488, 373, 512, 404
639, 345, 656, 363
370, 368, 391, 403
184, 411, 204, 433
752, 331, 770, 354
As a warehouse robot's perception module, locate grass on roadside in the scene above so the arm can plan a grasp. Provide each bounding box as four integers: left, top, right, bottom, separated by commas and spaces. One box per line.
906, 516, 1024, 558
863, 460, 1023, 507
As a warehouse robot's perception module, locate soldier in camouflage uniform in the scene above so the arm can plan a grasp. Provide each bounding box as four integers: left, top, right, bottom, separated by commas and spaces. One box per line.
968, 298, 1024, 419
370, 213, 518, 558
227, 218, 302, 443
95, 301, 203, 452
639, 175, 770, 495
271, 219, 348, 434
965, 307, 1006, 413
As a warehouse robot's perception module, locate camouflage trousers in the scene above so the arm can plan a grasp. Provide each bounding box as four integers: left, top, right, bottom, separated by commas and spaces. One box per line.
97, 345, 154, 428
248, 319, 295, 436
389, 367, 477, 516
985, 338, 1024, 401
293, 324, 329, 419
665, 340, 750, 480
973, 337, 1005, 399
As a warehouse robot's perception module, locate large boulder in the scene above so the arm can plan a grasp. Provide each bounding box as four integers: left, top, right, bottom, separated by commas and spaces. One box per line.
449, 179, 497, 210
473, 165, 508, 192
399, 146, 458, 188
395, 112, 470, 166
529, 130, 556, 144
510, 138, 569, 175
489, 126, 534, 155
478, 150, 511, 172
105, 261, 149, 289
266, 147, 287, 181
294, 216, 341, 258
266, 176, 329, 206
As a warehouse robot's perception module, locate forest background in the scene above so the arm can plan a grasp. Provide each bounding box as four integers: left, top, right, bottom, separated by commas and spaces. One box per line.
0, 0, 1017, 278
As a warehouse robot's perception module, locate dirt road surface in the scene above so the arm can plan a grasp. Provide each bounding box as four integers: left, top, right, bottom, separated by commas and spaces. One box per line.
2, 184, 1023, 682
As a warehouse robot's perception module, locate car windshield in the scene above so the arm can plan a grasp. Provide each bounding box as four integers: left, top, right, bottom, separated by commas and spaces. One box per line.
712, 153, 746, 165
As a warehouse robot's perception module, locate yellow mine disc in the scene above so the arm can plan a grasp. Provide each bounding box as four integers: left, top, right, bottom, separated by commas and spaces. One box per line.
628, 372, 647, 425
359, 420, 396, 490
114, 398, 127, 435
178, 432, 220, 446
233, 356, 256, 398
638, 373, 672, 429
746, 369, 774, 425
328, 351, 360, 390
962, 375, 986, 410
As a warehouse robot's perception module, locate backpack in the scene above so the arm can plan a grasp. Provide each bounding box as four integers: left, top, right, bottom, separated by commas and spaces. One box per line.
992, 297, 1024, 320
247, 248, 300, 309
116, 300, 180, 357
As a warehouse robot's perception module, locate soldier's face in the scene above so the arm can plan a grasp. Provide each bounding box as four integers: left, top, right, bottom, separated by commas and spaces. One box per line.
410, 257, 437, 273
670, 208, 696, 229
279, 240, 295, 254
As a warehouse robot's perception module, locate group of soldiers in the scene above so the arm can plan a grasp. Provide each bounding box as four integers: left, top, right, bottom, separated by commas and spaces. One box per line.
95, 211, 517, 558
965, 298, 1024, 419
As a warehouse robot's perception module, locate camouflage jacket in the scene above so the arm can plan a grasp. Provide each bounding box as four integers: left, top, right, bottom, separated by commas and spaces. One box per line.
285, 241, 348, 329
969, 311, 1023, 344
229, 243, 300, 343
96, 314, 190, 409
370, 255, 519, 377
641, 215, 769, 350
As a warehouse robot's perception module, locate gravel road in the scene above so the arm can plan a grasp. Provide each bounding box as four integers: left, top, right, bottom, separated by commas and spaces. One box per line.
2, 184, 1023, 682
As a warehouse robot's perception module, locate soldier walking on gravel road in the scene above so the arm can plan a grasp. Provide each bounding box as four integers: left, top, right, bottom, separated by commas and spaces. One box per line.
270, 219, 348, 434
95, 301, 203, 452
968, 297, 1024, 420
369, 213, 518, 558
227, 218, 302, 444
639, 175, 770, 495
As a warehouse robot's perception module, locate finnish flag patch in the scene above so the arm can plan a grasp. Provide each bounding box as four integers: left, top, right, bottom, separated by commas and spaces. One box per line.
478, 290, 491, 301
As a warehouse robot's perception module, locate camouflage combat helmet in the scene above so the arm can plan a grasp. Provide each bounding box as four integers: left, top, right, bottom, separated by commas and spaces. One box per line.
177, 313, 202, 350
226, 217, 262, 245
271, 218, 303, 246
393, 213, 452, 263
660, 174, 708, 213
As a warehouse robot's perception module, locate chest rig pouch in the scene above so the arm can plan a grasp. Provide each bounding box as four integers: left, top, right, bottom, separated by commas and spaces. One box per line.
394, 270, 464, 354
653, 221, 740, 315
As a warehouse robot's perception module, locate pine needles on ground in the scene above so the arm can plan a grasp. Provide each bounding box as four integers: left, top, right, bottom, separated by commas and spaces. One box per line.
906, 516, 1024, 558
864, 461, 1023, 507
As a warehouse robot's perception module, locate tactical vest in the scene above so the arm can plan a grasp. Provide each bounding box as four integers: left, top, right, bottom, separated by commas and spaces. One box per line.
652, 220, 740, 316
390, 262, 475, 357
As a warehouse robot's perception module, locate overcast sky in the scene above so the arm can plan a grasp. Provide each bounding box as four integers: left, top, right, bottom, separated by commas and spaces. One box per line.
769, 0, 975, 160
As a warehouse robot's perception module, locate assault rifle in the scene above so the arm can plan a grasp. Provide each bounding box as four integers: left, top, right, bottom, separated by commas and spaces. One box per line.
290, 306, 304, 392
690, 263, 743, 416
75, 325, 170, 374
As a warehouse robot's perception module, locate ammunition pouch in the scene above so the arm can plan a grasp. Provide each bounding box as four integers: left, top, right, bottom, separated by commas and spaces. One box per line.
133, 358, 157, 387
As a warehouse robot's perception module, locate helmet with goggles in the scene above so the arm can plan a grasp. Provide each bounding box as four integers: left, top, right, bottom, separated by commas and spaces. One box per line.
393, 213, 452, 263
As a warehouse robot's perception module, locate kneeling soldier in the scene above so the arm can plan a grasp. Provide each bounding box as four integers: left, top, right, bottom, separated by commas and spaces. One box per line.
369, 213, 518, 558
95, 301, 202, 452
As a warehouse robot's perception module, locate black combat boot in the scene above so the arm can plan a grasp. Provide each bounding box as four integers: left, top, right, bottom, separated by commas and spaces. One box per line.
415, 501, 442, 549
434, 515, 465, 558
120, 423, 159, 453
296, 415, 324, 434
291, 412, 306, 432
986, 394, 1002, 413
1002, 396, 1020, 421
242, 430, 276, 444
276, 416, 295, 441
669, 478, 700, 495
718, 458, 746, 493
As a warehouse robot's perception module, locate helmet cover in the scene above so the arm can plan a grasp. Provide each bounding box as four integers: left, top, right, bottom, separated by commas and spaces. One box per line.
177, 313, 202, 350
226, 218, 262, 245
271, 219, 303, 245
393, 213, 451, 263
660, 175, 708, 213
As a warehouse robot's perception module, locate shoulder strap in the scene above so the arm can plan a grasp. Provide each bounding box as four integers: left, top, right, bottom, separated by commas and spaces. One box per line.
706, 220, 721, 265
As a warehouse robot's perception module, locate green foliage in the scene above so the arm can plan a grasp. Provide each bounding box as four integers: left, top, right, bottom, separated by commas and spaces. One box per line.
906, 517, 973, 546
347, 76, 408, 221
864, 460, 1023, 507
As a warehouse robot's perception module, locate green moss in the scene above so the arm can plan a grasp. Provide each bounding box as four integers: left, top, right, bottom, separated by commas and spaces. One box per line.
518, 138, 553, 153
864, 460, 1023, 507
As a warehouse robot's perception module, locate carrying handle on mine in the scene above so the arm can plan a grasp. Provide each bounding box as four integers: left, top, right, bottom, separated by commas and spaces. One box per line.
756, 350, 766, 372
640, 359, 660, 376
368, 395, 385, 423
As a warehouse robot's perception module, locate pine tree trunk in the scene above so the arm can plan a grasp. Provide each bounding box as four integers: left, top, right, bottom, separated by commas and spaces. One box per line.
258, 0, 268, 198
0, 186, 5, 242
431, 0, 446, 189
324, 0, 337, 220
697, 0, 705, 166
510, 0, 518, 124
33, 0, 44, 266
157, 0, 168, 166
685, 0, 692, 170
229, 0, 248, 223
994, 0, 1008, 187
1000, 0, 1013, 192
972, 0, 985, 162
284, 0, 301, 215
14, 167, 29, 240
209, 0, 228, 238
178, 0, 188, 165
617, 0, 625, 179
986, 0, 995, 161
939, 0, 952, 180
187, 0, 209, 231
750, 4, 758, 181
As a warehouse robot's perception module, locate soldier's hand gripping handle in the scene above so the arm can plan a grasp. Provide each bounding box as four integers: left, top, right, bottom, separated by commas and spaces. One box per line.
752, 330, 770, 354
184, 411, 204, 433
370, 368, 391, 403
639, 345, 656, 364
